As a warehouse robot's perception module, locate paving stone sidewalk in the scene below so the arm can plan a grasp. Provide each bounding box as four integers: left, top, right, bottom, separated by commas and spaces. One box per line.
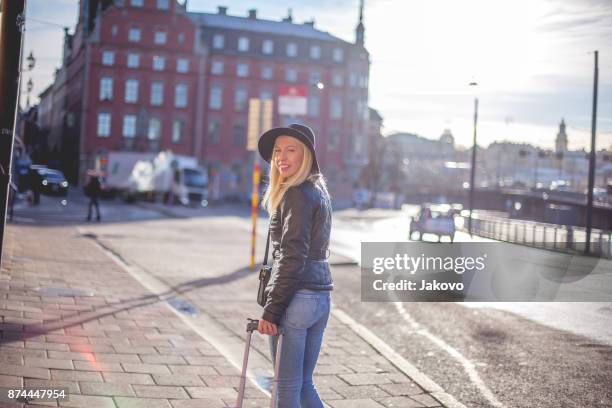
1, 223, 448, 408
0, 225, 263, 408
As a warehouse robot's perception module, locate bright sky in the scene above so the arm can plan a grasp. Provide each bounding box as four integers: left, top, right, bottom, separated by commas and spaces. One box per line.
23, 0, 612, 150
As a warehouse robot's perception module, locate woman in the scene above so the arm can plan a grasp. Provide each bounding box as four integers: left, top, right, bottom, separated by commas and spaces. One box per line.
257, 123, 333, 408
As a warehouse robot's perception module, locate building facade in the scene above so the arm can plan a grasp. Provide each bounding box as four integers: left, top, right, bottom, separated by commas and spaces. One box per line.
40, 0, 371, 206
189, 5, 370, 204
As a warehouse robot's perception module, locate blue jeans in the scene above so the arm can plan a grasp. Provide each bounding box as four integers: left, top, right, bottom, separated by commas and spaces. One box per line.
269, 289, 331, 408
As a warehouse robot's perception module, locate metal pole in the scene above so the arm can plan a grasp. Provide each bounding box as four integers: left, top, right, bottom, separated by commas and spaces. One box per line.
250, 155, 261, 271
468, 97, 478, 235
585, 50, 598, 255
0, 0, 27, 266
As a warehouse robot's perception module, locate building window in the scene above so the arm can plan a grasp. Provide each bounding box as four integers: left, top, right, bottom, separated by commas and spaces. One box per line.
211, 60, 224, 75
102, 51, 115, 66
123, 115, 137, 138
238, 36, 249, 52
261, 66, 273, 80
97, 113, 111, 137
99, 77, 113, 101
152, 55, 165, 71
361, 75, 369, 88
233, 122, 245, 147
309, 71, 321, 86
236, 63, 249, 78
260, 89, 272, 100
349, 73, 357, 87
308, 95, 319, 117
332, 73, 343, 87
213, 34, 224, 49
178, 32, 185, 43
111, 25, 118, 36
148, 118, 161, 140
285, 68, 298, 82
130, 0, 143, 6
172, 119, 184, 143
333, 48, 343, 62
125, 79, 139, 103
328, 129, 340, 150
176, 58, 189, 73
154, 31, 167, 45
262, 39, 274, 54
234, 87, 248, 112
127, 53, 140, 68
310, 45, 321, 59
209, 86, 222, 110
208, 119, 220, 144
128, 28, 141, 42
157, 0, 169, 9
286, 42, 297, 57
150, 81, 164, 106
330, 96, 342, 119
174, 84, 188, 108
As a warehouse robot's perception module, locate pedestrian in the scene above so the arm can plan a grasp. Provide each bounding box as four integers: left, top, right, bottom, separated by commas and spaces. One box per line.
257, 123, 333, 408
85, 170, 102, 221
28, 167, 42, 205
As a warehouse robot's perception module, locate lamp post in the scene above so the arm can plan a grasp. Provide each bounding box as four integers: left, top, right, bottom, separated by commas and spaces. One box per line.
585, 50, 598, 255
468, 81, 478, 236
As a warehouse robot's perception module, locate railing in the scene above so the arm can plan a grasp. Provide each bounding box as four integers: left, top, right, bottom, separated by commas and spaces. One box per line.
461, 213, 612, 259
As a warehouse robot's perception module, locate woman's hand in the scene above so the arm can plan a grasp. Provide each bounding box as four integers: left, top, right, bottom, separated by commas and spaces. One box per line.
258, 319, 278, 336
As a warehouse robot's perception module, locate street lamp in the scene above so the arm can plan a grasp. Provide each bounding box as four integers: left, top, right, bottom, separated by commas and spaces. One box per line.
26, 51, 35, 71
17, 50, 35, 111
468, 81, 478, 236
26, 78, 33, 108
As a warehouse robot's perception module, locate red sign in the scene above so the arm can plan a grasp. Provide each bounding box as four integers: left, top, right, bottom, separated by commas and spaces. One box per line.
278, 85, 308, 115
279, 84, 307, 97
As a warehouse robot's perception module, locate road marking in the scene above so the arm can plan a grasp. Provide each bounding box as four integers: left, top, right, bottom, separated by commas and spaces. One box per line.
394, 301, 506, 408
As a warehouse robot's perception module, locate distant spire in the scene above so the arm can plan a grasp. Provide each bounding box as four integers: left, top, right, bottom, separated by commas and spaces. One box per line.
555, 118, 568, 153
355, 0, 365, 46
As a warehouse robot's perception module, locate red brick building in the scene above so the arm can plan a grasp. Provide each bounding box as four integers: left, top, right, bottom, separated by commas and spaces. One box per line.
42, 0, 370, 206
54, 0, 202, 184
189, 5, 370, 204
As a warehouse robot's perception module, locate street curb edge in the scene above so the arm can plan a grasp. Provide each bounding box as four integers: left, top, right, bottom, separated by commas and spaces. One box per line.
331, 307, 467, 408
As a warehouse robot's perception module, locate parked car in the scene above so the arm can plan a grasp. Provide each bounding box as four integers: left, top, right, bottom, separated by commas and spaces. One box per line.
409, 204, 456, 242
37, 168, 69, 196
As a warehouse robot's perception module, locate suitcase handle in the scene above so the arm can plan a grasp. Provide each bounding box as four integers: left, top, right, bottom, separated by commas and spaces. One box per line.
246, 318, 284, 335
246, 318, 259, 333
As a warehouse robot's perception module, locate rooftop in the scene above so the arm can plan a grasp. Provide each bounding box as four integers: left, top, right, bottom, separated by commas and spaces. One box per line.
188, 8, 349, 44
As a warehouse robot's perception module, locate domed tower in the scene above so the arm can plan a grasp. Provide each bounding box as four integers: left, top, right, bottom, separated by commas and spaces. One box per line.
440, 128, 455, 146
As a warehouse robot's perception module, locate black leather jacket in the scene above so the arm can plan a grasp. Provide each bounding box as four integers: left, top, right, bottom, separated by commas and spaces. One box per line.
262, 178, 333, 324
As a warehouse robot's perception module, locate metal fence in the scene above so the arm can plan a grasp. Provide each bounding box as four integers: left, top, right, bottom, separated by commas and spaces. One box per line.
462, 214, 612, 259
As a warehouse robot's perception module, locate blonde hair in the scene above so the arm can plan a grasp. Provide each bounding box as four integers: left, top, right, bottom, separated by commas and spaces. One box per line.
261, 137, 328, 215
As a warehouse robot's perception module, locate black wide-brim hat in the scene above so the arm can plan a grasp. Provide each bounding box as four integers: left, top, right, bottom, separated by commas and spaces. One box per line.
258, 123, 320, 173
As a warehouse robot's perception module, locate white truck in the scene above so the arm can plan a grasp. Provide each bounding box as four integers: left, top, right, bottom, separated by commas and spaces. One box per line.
105, 151, 208, 206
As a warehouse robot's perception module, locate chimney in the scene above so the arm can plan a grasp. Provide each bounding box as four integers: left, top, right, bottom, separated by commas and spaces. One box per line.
282, 8, 293, 23
217, 6, 227, 15
248, 9, 257, 19
303, 19, 315, 27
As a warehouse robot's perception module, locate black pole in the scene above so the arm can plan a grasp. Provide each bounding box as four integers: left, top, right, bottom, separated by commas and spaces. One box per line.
585, 50, 598, 254
0, 0, 27, 266
468, 97, 478, 235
